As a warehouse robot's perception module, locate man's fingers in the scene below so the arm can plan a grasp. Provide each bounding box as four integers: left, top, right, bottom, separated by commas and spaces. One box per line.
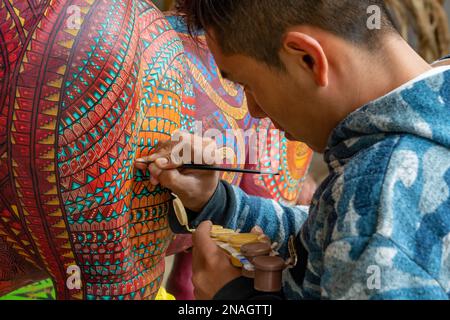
134, 160, 148, 171
156, 169, 187, 192
148, 166, 199, 198
193, 221, 218, 256
135, 135, 220, 172
134, 139, 182, 167
251, 226, 270, 242
155, 155, 183, 169
135, 152, 182, 175
251, 226, 264, 235
148, 163, 162, 181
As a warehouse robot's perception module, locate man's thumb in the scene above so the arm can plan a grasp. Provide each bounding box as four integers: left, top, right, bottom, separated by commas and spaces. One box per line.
193, 221, 217, 253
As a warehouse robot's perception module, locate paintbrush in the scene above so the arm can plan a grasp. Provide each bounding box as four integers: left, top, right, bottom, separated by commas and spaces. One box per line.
135, 159, 279, 175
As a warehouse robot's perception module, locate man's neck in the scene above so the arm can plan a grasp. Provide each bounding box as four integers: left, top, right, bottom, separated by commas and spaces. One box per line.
342, 36, 432, 116
308, 35, 432, 153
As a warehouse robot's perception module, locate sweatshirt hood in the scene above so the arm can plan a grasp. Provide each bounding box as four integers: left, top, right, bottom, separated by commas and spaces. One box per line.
326, 67, 450, 163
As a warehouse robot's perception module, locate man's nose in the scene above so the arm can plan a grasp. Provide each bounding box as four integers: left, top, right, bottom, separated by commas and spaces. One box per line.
245, 90, 266, 119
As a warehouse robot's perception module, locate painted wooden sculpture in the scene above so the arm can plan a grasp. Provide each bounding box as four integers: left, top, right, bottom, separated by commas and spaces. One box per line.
0, 0, 312, 299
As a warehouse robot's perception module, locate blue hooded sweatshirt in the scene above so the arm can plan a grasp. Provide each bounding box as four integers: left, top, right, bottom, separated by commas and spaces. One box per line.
171, 66, 450, 300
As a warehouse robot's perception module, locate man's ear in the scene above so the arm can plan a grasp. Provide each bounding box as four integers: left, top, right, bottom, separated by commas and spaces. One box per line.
282, 31, 329, 87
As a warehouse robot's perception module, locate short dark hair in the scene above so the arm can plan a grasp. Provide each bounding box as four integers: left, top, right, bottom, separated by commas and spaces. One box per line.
177, 0, 397, 68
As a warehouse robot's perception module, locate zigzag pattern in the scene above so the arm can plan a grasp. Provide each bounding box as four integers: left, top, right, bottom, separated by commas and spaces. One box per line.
56, 0, 187, 300
8, 0, 95, 300
1, 0, 189, 300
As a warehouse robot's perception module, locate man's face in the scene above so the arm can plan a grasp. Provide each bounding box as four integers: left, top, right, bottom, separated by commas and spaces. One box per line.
205, 32, 327, 149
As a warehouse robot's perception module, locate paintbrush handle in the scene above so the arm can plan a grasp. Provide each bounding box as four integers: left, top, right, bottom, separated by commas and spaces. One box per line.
180, 164, 279, 175
135, 159, 279, 175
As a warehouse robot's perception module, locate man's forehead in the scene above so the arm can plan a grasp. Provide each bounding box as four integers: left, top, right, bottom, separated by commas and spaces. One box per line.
204, 30, 252, 83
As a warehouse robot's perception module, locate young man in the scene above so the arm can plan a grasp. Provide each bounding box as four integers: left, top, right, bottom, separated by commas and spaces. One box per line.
137, 0, 450, 300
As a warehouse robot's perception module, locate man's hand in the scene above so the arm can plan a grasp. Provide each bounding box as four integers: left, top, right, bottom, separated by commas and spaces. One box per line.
134, 135, 220, 212
192, 222, 269, 300
192, 221, 242, 300
297, 174, 318, 206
